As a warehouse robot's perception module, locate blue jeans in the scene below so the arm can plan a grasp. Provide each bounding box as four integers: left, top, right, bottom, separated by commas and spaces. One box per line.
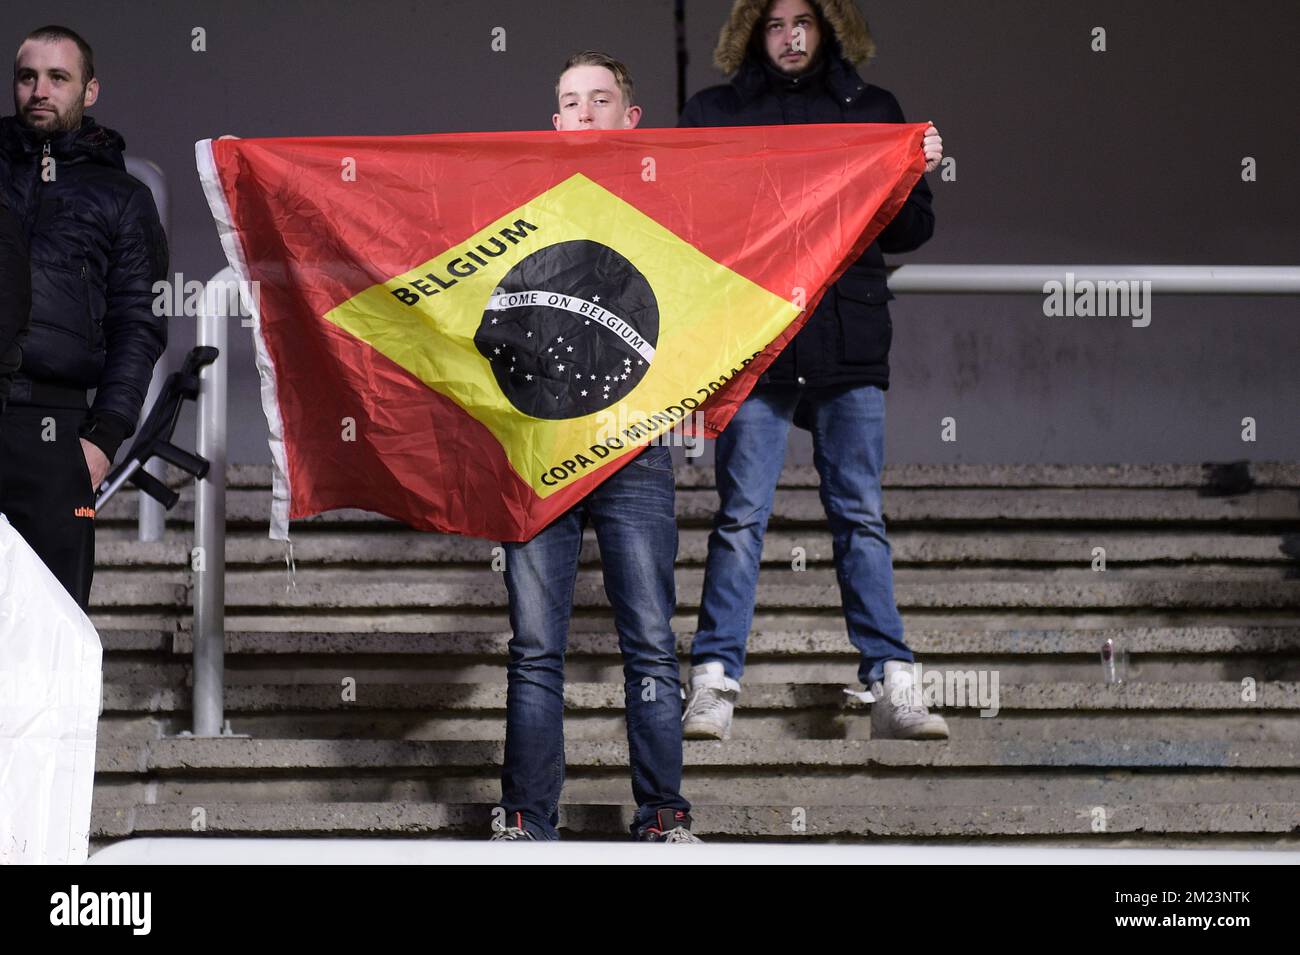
692, 384, 913, 687
499, 443, 689, 839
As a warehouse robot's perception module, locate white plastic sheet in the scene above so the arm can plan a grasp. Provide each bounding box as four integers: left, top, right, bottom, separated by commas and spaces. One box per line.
0, 512, 101, 864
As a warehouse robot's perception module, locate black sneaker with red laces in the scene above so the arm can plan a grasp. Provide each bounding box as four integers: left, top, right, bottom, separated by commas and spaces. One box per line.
636, 809, 702, 843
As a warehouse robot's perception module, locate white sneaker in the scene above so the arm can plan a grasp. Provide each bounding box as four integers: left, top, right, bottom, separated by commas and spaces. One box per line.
869, 660, 949, 740
682, 661, 740, 740
489, 826, 535, 841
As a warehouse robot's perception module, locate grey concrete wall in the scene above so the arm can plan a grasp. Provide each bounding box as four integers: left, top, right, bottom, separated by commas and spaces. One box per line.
17, 0, 1297, 466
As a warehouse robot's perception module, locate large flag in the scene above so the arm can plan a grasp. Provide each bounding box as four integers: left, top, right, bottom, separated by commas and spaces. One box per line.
197, 124, 926, 541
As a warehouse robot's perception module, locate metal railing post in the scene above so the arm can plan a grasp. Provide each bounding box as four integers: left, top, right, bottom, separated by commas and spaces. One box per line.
192, 270, 231, 736
125, 156, 171, 542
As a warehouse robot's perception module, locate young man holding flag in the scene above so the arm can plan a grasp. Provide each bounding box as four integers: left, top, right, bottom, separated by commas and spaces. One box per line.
680, 0, 951, 741
490, 52, 699, 844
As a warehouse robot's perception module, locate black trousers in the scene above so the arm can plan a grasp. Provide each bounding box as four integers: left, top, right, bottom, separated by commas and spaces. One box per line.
0, 399, 96, 609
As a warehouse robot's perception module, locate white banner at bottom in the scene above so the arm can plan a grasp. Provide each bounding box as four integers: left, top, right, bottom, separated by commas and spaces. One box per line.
0, 513, 102, 864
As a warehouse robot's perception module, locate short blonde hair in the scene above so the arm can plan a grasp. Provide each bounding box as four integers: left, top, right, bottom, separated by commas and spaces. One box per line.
555, 51, 635, 108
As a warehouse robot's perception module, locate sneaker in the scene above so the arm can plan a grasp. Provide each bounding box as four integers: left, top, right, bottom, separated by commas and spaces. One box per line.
869, 660, 950, 740
682, 661, 741, 740
490, 811, 537, 841
637, 809, 702, 843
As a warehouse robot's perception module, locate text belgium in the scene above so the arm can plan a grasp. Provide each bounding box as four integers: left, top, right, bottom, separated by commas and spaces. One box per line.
390, 219, 539, 305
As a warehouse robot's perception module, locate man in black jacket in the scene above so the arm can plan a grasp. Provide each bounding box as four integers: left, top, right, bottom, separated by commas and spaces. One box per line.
680, 0, 949, 740
0, 25, 167, 608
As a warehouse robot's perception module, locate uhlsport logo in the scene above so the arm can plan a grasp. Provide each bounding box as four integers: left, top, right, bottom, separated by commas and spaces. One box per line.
475, 240, 658, 419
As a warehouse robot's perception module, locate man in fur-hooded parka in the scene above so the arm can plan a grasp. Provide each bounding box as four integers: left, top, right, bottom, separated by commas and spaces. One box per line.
679, 0, 950, 744
680, 0, 939, 390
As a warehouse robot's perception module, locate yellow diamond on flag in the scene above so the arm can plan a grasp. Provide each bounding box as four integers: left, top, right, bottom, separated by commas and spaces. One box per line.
324, 173, 800, 496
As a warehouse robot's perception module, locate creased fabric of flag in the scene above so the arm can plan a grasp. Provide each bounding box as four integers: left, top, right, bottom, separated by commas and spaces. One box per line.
196, 123, 925, 541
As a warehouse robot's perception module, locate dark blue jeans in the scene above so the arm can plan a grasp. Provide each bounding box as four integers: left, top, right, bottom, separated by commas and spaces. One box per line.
499, 443, 688, 839
692, 383, 913, 687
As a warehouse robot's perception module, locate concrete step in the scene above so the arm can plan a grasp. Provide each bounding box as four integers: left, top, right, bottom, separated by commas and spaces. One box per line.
88, 799, 1300, 841
196, 658, 1296, 685
166, 461, 1300, 491
88, 766, 1300, 814
93, 738, 1300, 775
85, 566, 1300, 610
94, 485, 1300, 526
88, 607, 1300, 634
99, 660, 1297, 693
147, 624, 1298, 656
101, 632, 1299, 685
92, 527, 1300, 567
79, 461, 1300, 848
96, 710, 1300, 745
98, 681, 1300, 715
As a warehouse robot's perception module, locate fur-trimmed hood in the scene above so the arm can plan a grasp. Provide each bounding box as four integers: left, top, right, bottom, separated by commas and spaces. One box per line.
712, 0, 876, 75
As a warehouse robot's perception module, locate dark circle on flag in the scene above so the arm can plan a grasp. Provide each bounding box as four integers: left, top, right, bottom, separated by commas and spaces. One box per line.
475, 240, 659, 420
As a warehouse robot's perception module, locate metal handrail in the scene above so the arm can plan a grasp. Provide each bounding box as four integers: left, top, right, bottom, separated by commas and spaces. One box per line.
124, 156, 171, 543
184, 263, 1300, 733
888, 264, 1300, 295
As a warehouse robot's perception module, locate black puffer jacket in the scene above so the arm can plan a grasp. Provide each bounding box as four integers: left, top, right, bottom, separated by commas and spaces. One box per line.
0, 115, 168, 458
679, 4, 934, 390
0, 199, 30, 412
